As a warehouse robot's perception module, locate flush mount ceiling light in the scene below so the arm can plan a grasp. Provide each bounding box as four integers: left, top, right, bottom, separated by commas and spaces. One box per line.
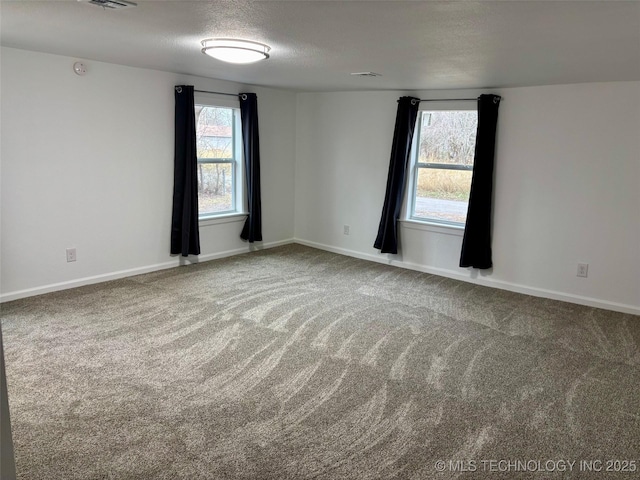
201, 38, 270, 64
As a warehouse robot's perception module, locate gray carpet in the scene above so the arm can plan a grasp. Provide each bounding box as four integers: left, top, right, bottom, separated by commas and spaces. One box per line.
1, 244, 639, 479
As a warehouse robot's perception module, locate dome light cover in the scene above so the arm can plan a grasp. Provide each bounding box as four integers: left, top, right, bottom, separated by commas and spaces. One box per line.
201, 38, 271, 64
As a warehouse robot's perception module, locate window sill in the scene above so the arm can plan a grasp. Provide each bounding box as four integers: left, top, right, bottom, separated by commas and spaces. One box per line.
399, 219, 465, 237
199, 212, 248, 227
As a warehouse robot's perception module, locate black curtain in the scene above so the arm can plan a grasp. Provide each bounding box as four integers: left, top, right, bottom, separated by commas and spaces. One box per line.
459, 94, 501, 269
170, 85, 201, 257
239, 93, 263, 242
374, 96, 420, 254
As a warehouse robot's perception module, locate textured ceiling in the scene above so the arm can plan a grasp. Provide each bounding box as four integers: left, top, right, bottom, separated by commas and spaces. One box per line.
1, 0, 639, 92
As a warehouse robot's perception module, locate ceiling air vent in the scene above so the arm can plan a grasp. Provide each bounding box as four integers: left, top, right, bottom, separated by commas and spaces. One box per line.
350, 72, 382, 77
78, 0, 137, 9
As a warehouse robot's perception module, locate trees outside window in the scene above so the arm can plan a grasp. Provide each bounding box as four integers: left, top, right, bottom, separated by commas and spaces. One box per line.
195, 105, 239, 217
409, 110, 478, 225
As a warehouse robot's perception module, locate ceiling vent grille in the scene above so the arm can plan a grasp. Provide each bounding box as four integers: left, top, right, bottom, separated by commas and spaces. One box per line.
350, 72, 382, 77
78, 0, 137, 9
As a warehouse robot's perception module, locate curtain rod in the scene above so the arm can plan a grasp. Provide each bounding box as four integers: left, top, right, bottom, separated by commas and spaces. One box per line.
420, 98, 476, 102
409, 96, 502, 105
195, 89, 246, 99
175, 86, 247, 100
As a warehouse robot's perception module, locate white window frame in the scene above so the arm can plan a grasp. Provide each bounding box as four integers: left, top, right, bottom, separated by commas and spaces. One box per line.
404, 101, 478, 231
194, 93, 246, 223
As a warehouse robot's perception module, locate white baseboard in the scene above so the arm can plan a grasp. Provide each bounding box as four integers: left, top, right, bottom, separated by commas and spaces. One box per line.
184, 238, 295, 264
3, 236, 636, 315
0, 239, 295, 303
0, 261, 180, 303
293, 238, 640, 316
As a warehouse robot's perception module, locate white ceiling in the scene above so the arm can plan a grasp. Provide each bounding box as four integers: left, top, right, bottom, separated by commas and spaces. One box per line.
1, 0, 639, 92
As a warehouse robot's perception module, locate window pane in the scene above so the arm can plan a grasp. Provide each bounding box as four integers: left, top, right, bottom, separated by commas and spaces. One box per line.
196, 106, 233, 159
197, 163, 233, 215
414, 167, 472, 224
195, 105, 236, 218
412, 110, 477, 224
419, 111, 477, 165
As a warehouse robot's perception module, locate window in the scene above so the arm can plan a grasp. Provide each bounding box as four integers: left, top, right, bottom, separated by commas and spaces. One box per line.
408, 109, 478, 226
195, 102, 243, 219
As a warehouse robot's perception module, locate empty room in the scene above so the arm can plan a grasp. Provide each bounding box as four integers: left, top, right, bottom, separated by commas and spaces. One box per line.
1, 1, 639, 479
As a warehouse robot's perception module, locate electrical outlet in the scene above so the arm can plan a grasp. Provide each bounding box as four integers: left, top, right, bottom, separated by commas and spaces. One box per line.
66, 248, 77, 263
577, 263, 588, 278
343, 225, 350, 235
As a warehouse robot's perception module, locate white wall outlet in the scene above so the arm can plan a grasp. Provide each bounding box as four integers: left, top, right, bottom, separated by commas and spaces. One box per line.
577, 263, 588, 278
343, 225, 350, 235
66, 248, 77, 263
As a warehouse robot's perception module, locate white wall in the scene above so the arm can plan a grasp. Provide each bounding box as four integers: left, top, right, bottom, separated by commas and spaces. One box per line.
0, 47, 296, 299
2, 47, 638, 314
295, 83, 640, 314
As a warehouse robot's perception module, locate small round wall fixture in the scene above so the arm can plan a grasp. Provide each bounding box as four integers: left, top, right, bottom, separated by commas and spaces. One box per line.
73, 62, 87, 75
201, 38, 270, 64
